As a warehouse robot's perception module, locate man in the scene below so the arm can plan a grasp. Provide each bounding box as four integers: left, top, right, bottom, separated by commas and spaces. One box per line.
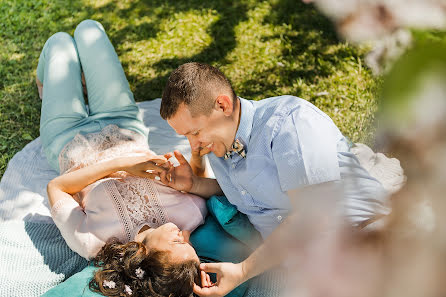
156, 62, 388, 296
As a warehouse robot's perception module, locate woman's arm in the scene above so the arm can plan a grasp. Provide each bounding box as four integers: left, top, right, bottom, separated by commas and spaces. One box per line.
47, 155, 168, 207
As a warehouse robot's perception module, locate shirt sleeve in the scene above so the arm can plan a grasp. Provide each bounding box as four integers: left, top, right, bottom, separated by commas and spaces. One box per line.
51, 198, 105, 259
272, 105, 341, 192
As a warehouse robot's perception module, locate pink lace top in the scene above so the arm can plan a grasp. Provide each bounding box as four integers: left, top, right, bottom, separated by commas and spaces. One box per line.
50, 125, 207, 259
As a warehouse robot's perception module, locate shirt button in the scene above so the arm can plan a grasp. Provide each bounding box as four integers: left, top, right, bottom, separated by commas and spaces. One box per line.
241, 190, 246, 195
277, 215, 283, 222
231, 164, 235, 169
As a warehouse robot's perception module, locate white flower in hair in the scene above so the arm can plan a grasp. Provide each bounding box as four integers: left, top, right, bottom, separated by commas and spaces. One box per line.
124, 284, 133, 295
135, 267, 145, 279
103, 280, 116, 289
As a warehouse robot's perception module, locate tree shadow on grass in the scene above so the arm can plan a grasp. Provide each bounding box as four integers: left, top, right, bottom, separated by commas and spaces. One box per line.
85, 0, 249, 100
65, 0, 357, 101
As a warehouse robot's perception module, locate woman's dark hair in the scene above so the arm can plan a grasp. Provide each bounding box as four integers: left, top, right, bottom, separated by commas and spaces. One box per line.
89, 239, 200, 297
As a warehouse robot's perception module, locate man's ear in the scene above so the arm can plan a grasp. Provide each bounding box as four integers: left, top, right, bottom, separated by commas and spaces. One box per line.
215, 94, 233, 116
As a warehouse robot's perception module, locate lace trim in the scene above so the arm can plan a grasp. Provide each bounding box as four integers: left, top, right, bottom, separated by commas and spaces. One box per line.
58, 124, 149, 174
113, 176, 169, 241
104, 179, 134, 242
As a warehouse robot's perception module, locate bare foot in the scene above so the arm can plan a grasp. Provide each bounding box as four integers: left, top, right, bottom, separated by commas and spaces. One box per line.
36, 77, 43, 100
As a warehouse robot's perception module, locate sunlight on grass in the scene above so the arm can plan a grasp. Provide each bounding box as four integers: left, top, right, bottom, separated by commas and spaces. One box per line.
121, 10, 219, 80
223, 2, 284, 81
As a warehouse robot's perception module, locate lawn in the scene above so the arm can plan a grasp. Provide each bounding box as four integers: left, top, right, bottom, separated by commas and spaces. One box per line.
0, 0, 381, 177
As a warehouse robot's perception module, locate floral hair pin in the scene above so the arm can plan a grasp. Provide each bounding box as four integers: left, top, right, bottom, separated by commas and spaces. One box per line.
125, 284, 133, 295
103, 280, 116, 289
135, 267, 145, 279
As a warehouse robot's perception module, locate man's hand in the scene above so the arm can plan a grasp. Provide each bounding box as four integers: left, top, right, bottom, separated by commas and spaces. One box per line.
190, 147, 208, 177
159, 150, 195, 192
193, 262, 246, 297
188, 137, 211, 177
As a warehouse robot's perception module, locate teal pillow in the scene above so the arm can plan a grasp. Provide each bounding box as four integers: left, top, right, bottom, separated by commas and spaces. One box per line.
206, 196, 262, 249
190, 215, 251, 263
41, 264, 100, 297
191, 215, 251, 297
190, 195, 263, 297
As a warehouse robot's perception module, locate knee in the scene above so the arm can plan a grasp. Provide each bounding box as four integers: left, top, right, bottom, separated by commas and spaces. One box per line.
74, 19, 105, 37
46, 32, 73, 46
43, 32, 75, 54
74, 19, 107, 52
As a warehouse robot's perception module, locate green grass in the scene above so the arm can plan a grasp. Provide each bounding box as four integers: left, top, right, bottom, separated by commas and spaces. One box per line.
0, 0, 381, 177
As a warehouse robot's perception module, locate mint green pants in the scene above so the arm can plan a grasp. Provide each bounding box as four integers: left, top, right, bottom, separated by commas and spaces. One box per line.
37, 20, 149, 173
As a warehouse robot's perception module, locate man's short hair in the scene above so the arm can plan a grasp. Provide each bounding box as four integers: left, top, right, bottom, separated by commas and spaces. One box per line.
160, 62, 237, 119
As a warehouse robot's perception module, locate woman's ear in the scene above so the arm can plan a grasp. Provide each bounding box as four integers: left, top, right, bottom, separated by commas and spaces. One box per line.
215, 94, 234, 116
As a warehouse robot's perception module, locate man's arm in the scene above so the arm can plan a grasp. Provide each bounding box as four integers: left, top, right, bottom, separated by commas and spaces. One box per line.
193, 182, 343, 297
190, 175, 223, 198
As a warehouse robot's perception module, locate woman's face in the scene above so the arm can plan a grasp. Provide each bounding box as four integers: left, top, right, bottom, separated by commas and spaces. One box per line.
138, 223, 199, 263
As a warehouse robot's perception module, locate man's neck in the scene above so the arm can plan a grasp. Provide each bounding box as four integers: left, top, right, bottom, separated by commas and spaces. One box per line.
233, 97, 242, 141
223, 97, 242, 156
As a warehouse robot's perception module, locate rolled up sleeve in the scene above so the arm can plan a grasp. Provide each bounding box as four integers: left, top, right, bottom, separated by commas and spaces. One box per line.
51, 199, 104, 259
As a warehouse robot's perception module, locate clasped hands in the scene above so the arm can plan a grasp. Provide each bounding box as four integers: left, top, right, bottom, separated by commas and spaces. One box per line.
117, 149, 199, 192
121, 144, 213, 190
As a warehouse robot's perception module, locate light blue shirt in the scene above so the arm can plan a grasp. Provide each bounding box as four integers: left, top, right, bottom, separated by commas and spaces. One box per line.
209, 96, 387, 238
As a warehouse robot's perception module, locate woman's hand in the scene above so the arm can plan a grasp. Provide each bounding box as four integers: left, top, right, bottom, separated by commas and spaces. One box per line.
160, 150, 195, 192
119, 153, 169, 179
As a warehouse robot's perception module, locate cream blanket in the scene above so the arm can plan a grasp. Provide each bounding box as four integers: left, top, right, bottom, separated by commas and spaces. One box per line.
0, 99, 405, 297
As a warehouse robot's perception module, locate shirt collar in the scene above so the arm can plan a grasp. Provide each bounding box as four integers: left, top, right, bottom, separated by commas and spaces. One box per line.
234, 97, 255, 151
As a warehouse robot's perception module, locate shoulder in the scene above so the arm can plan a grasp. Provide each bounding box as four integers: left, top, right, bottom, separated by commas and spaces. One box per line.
252, 95, 301, 122
250, 95, 337, 143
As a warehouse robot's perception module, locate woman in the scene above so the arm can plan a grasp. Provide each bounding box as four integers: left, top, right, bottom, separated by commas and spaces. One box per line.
39, 20, 213, 296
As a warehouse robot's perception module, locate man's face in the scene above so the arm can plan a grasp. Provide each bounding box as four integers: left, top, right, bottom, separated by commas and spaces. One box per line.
167, 103, 233, 158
